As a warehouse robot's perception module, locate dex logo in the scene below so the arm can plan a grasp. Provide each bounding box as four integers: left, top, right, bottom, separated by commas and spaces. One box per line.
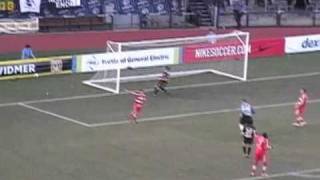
301, 38, 320, 49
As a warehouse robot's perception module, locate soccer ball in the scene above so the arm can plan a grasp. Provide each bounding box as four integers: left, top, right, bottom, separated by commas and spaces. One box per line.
34, 73, 39, 78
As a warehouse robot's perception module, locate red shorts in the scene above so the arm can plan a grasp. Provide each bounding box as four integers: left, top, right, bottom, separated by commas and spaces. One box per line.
294, 108, 305, 117
255, 151, 267, 164
132, 103, 143, 115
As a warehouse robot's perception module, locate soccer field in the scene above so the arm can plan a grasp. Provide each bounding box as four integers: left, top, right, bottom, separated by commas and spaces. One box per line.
0, 52, 320, 180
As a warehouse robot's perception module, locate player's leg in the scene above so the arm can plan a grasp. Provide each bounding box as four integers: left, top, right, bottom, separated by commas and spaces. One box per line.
242, 139, 247, 157
293, 109, 301, 127
158, 81, 168, 93
129, 103, 139, 124
250, 161, 258, 176
153, 82, 160, 95
261, 155, 268, 176
251, 153, 262, 176
299, 109, 306, 126
246, 139, 253, 157
293, 109, 306, 127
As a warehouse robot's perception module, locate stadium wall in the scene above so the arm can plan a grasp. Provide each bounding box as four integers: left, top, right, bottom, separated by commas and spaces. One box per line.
2, 27, 320, 55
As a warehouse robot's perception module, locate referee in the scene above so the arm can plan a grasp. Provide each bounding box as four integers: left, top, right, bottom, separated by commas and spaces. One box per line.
239, 99, 255, 131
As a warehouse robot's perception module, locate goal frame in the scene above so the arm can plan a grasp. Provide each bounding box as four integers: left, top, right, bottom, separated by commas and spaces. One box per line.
106, 31, 250, 82
83, 31, 250, 94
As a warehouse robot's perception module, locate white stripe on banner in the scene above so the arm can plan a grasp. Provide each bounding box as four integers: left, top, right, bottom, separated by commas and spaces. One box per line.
20, 0, 41, 13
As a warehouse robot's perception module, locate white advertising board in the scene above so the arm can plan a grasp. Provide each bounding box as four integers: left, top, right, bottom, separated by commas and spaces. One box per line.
285, 34, 320, 54
0, 18, 39, 34
75, 47, 179, 72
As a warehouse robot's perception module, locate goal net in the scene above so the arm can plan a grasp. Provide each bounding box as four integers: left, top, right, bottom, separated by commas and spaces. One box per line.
83, 30, 250, 94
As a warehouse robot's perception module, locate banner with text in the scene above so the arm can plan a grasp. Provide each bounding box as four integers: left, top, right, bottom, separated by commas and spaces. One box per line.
285, 34, 320, 54
0, 56, 72, 80
48, 0, 81, 8
74, 47, 180, 73
183, 38, 284, 63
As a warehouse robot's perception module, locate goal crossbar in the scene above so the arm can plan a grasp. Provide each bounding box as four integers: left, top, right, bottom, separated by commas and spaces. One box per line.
107, 31, 249, 48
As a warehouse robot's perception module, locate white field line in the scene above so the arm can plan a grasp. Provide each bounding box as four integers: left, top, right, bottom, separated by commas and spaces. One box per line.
233, 168, 320, 180
0, 71, 319, 107
18, 103, 90, 127
88, 98, 320, 127
291, 173, 320, 178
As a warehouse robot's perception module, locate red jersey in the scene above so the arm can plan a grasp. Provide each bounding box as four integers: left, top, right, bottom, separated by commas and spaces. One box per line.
255, 134, 270, 154
131, 91, 147, 105
159, 71, 169, 82
295, 92, 308, 110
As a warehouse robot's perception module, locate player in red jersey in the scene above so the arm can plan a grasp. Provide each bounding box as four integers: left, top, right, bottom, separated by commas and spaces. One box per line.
251, 132, 272, 177
127, 89, 147, 124
293, 88, 308, 127
153, 66, 170, 95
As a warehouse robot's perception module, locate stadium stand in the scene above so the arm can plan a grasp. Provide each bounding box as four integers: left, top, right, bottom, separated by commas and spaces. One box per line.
0, 0, 319, 32
0, 0, 188, 31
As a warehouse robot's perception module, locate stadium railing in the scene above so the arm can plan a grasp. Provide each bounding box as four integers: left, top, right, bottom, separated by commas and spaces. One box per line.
217, 10, 320, 28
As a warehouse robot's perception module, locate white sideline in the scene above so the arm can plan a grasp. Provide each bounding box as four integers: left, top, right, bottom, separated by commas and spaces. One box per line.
18, 103, 90, 127
88, 98, 320, 127
233, 168, 320, 180
1, 71, 319, 106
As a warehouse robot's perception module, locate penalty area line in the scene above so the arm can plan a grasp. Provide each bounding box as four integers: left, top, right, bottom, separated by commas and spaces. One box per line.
233, 168, 320, 180
18, 103, 90, 127
88, 98, 320, 128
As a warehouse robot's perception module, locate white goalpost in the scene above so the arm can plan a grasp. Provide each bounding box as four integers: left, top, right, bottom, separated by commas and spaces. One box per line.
83, 30, 250, 94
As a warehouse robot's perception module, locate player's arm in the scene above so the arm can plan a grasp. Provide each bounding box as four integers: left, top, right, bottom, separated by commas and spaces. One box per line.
267, 140, 272, 149
124, 89, 137, 95
252, 129, 256, 138
251, 106, 255, 114
295, 97, 304, 108
242, 127, 246, 135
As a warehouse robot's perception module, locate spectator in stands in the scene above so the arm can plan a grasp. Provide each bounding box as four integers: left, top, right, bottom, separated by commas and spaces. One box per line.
192, 10, 201, 27
186, 6, 192, 24
232, 0, 246, 29
216, 0, 226, 11
140, 13, 148, 29
207, 28, 217, 43
21, 44, 36, 59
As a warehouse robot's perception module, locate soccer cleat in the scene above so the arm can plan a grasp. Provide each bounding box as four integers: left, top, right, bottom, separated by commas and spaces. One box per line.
250, 172, 255, 177
242, 154, 247, 158
261, 173, 268, 177
292, 122, 300, 127
300, 121, 307, 126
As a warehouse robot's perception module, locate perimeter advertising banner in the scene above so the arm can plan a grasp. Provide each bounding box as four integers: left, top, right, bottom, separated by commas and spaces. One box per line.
250, 38, 285, 58
183, 38, 285, 64
0, 56, 72, 80
73, 47, 180, 73
285, 34, 320, 54
0, 18, 39, 34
